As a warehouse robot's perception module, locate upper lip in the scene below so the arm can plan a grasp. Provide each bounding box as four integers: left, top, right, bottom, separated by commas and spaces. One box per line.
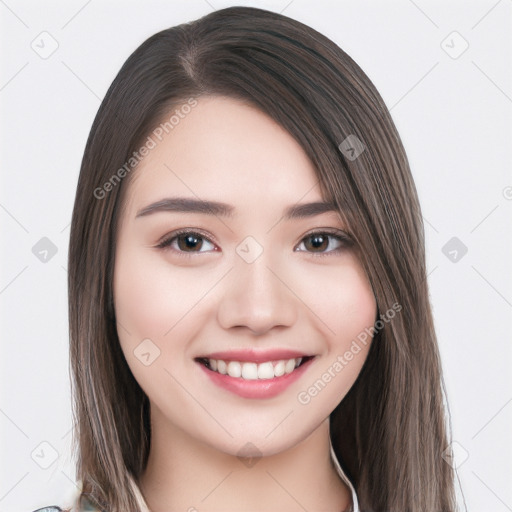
196, 349, 313, 363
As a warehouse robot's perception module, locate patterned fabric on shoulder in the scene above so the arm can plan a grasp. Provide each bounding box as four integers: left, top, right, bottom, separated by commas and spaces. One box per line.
32, 507, 65, 512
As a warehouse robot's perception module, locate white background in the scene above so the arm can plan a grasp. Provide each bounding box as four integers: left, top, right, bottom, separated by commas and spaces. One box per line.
1, 1, 511, 511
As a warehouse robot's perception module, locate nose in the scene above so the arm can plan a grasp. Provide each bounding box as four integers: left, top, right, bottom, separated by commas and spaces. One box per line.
216, 253, 297, 336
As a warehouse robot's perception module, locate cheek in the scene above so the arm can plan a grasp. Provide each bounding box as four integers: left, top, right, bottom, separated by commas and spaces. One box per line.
298, 256, 377, 346
112, 247, 191, 381
113, 248, 213, 403
293, 258, 376, 406
114, 248, 209, 340
114, 251, 175, 341
330, 273, 377, 350
113, 247, 225, 378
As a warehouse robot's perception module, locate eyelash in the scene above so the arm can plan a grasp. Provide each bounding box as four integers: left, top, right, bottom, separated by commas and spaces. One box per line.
155, 228, 353, 258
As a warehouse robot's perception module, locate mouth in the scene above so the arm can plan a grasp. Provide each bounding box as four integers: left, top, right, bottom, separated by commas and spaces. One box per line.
194, 355, 315, 380
194, 354, 316, 399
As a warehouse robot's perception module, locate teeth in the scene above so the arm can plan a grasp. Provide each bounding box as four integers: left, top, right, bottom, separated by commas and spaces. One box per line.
205, 357, 304, 380
257, 362, 274, 379
227, 361, 242, 378
285, 358, 296, 374
242, 362, 258, 380
274, 360, 285, 377
217, 359, 227, 375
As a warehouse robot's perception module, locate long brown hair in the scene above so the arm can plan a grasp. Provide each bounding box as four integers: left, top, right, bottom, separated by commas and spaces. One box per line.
68, 6, 459, 511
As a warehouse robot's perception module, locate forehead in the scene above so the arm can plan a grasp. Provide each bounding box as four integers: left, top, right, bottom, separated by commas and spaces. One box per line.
122, 95, 325, 215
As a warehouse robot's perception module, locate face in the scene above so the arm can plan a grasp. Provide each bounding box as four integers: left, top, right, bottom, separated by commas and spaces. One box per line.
113, 95, 377, 457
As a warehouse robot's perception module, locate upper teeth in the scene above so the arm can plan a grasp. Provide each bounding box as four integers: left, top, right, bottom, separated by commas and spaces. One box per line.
208, 357, 303, 380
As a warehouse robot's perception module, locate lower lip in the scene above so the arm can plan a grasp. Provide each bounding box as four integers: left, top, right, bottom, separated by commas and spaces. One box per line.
196, 357, 315, 399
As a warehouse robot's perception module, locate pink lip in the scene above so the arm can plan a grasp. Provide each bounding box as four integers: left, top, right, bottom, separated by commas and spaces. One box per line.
197, 348, 311, 363
196, 356, 315, 399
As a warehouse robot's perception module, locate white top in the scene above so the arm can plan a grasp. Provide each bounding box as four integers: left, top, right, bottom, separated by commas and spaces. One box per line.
127, 439, 359, 512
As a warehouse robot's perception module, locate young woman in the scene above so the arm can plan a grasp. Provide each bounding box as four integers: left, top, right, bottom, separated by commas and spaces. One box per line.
34, 6, 458, 512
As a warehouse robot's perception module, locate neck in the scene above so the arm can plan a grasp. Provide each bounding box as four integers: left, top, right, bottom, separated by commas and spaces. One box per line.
138, 408, 352, 512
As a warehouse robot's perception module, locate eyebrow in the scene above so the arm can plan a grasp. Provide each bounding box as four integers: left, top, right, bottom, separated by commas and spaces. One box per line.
135, 197, 338, 220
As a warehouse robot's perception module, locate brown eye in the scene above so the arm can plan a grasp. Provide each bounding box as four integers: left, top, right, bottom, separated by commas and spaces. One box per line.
303, 233, 330, 252
156, 230, 217, 254
296, 231, 352, 255
176, 233, 204, 252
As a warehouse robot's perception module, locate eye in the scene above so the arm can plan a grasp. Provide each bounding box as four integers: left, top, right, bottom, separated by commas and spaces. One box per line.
295, 230, 353, 256
156, 229, 217, 256
155, 228, 353, 258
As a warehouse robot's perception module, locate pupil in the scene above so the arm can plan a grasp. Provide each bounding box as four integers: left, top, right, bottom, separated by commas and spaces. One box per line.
308, 234, 327, 251
179, 234, 201, 251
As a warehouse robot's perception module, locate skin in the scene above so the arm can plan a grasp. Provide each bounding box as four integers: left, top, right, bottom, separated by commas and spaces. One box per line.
113, 95, 377, 512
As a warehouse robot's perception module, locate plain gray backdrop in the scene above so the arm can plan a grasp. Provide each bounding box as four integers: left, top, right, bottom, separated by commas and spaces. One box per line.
1, 1, 511, 511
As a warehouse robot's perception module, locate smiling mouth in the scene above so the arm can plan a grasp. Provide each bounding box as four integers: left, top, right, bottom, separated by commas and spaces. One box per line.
194, 356, 315, 380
